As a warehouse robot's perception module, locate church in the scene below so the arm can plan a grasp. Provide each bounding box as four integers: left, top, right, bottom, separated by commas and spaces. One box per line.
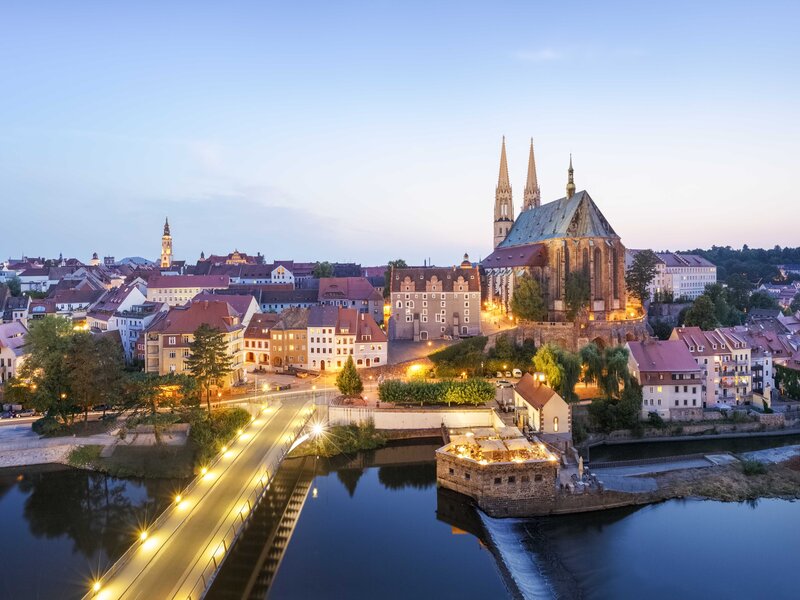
482, 138, 646, 350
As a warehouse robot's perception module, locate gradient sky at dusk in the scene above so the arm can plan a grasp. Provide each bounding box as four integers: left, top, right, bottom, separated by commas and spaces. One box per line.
2, 1, 798, 266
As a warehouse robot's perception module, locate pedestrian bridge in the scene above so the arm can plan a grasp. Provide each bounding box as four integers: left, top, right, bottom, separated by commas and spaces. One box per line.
86, 392, 319, 600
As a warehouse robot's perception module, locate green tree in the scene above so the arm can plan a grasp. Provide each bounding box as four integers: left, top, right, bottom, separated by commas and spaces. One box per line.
651, 320, 673, 340
625, 249, 660, 304
564, 272, 590, 320
747, 291, 779, 311
336, 355, 363, 397
725, 273, 753, 310
383, 259, 407, 299
579, 343, 630, 400
791, 293, 800, 314
7, 276, 21, 297
312, 261, 333, 278
185, 324, 234, 412
533, 343, 580, 402
17, 316, 76, 424
510, 274, 547, 322
683, 294, 719, 330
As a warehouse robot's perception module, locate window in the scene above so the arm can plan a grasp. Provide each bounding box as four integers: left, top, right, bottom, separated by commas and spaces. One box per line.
168, 336, 176, 345
448, 468, 454, 475
553, 416, 559, 432
465, 473, 470, 480
521, 475, 530, 483
534, 474, 543, 482
494, 477, 501, 485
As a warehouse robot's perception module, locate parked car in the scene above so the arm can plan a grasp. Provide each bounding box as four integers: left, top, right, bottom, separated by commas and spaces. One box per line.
512, 368, 523, 378
496, 380, 513, 388
17, 409, 36, 417
295, 371, 309, 379
0, 411, 13, 419
495, 371, 503, 378
504, 371, 512, 378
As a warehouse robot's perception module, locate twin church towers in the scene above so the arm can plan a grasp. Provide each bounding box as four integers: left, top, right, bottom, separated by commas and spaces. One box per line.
492, 137, 575, 249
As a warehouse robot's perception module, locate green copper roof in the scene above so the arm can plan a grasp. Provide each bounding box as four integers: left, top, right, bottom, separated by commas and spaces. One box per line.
498, 190, 618, 247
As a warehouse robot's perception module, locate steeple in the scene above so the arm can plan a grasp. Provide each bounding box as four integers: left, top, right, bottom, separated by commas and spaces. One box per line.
160, 217, 173, 268
566, 154, 576, 199
523, 138, 541, 210
493, 137, 514, 249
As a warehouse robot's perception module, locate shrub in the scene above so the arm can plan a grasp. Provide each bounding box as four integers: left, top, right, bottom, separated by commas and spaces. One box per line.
67, 445, 103, 468
189, 407, 252, 467
647, 412, 666, 429
741, 459, 766, 476
32, 415, 63, 436
378, 379, 494, 406
307, 421, 387, 458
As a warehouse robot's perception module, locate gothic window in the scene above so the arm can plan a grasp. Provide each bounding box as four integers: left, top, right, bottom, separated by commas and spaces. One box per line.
582, 248, 590, 277
593, 247, 603, 299
612, 247, 620, 299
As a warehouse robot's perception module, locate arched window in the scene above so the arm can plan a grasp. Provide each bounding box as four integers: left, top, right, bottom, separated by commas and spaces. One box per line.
553, 416, 559, 432
612, 247, 620, 299
593, 247, 603, 299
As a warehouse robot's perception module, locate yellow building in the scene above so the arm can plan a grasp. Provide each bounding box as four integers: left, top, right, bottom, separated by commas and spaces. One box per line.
144, 300, 245, 384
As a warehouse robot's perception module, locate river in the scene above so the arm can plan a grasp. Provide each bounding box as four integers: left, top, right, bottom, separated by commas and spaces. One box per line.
1, 440, 798, 599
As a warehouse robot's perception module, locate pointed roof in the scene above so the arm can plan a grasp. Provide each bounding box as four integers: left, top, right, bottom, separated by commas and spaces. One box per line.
566, 155, 576, 199
523, 138, 540, 210
497, 136, 510, 190
497, 190, 618, 247
163, 217, 170, 237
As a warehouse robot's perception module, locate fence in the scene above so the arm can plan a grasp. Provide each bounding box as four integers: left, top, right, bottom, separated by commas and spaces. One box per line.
85, 399, 315, 600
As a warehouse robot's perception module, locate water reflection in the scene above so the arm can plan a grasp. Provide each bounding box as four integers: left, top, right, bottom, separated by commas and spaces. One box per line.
377, 463, 436, 490
0, 465, 178, 600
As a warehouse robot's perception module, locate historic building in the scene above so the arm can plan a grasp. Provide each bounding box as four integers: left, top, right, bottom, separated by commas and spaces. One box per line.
160, 218, 173, 269
389, 258, 482, 341
483, 140, 646, 350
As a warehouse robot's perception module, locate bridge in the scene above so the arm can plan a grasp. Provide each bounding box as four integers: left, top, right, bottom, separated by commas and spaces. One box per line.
87, 389, 328, 600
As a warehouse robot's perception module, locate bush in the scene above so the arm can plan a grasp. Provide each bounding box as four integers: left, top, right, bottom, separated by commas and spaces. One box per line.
189, 407, 252, 467
32, 415, 64, 436
378, 379, 495, 406
647, 412, 666, 429
741, 459, 767, 476
304, 421, 387, 458
429, 337, 488, 378
67, 445, 103, 468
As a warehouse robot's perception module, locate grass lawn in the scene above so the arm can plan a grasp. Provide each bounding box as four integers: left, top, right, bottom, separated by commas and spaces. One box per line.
47, 416, 118, 437
95, 444, 195, 479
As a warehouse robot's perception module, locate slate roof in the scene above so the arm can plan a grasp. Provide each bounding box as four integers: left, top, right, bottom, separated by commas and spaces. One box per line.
0, 321, 28, 357
498, 190, 618, 248
482, 243, 547, 269
627, 340, 701, 373
317, 277, 381, 302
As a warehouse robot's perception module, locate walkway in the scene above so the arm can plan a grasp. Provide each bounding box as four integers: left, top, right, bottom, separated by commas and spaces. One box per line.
89, 395, 315, 600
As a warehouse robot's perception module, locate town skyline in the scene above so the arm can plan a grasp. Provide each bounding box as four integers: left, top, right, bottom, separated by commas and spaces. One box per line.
3, 1, 799, 262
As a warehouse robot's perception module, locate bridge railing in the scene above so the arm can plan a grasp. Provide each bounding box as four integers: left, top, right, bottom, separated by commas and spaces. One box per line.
182, 402, 315, 600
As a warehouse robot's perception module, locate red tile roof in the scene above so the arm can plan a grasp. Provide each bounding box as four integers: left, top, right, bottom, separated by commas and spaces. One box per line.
147, 300, 243, 335
514, 373, 559, 409
318, 277, 381, 302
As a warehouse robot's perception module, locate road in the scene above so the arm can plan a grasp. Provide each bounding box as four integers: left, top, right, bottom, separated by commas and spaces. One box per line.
91, 395, 314, 600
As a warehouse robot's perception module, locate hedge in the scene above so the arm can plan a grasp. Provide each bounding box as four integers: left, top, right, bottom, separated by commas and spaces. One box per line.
378, 379, 495, 406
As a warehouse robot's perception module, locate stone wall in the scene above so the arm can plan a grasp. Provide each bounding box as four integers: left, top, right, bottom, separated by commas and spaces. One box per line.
436, 450, 558, 517
516, 316, 648, 352
757, 412, 785, 428
330, 405, 503, 430
670, 407, 704, 422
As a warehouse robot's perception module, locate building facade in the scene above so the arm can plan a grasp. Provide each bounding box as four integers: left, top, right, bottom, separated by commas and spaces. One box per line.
482, 141, 645, 350
389, 262, 482, 341
627, 339, 704, 420
146, 274, 229, 306
160, 218, 173, 268
307, 305, 387, 371
0, 321, 27, 384
143, 300, 244, 384
627, 250, 717, 301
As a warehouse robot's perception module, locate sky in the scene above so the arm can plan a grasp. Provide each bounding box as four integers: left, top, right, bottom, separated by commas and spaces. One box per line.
1, 1, 798, 266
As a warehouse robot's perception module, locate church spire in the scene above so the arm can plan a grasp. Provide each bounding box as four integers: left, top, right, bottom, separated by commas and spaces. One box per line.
493, 137, 514, 248
497, 136, 510, 189
523, 138, 541, 210
566, 154, 576, 199
163, 217, 170, 236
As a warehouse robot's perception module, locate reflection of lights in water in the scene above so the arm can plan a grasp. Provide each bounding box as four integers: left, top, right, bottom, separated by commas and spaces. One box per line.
312, 487, 318, 499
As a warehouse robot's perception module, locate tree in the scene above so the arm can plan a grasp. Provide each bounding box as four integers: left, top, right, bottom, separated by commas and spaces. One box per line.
725, 273, 753, 311
17, 316, 76, 424
312, 261, 333, 278
683, 294, 719, 330
579, 343, 630, 400
748, 291, 779, 311
533, 343, 580, 402
336, 355, 363, 397
791, 294, 800, 315
185, 324, 233, 412
383, 259, 407, 299
651, 320, 673, 340
625, 249, 660, 304
564, 272, 590, 320
7, 276, 21, 297
510, 274, 547, 322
